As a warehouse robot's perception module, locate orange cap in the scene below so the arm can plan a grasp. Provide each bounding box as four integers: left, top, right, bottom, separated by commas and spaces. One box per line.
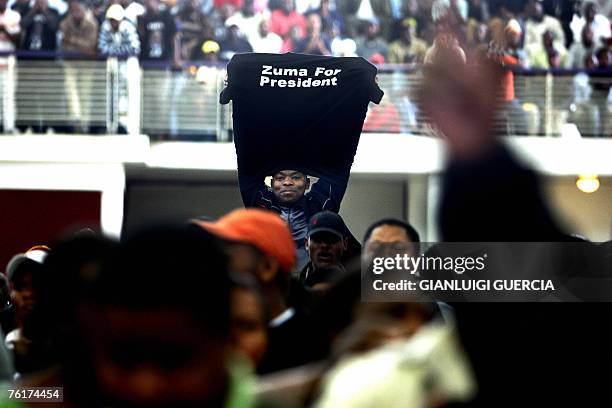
193, 208, 295, 273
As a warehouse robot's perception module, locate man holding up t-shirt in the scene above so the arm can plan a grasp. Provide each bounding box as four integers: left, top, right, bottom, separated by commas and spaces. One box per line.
220, 53, 383, 271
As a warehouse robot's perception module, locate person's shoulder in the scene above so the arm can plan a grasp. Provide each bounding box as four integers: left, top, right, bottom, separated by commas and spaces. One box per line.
86, 13, 98, 28
59, 15, 69, 29
388, 39, 401, 48
413, 37, 428, 50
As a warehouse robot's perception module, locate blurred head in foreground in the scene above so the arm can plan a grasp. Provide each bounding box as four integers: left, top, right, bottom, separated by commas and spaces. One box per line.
81, 225, 234, 408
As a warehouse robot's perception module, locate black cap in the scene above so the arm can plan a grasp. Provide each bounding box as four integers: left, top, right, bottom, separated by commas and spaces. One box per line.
308, 211, 346, 240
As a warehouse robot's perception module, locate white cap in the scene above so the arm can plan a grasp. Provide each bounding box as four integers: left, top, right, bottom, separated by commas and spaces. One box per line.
106, 4, 125, 21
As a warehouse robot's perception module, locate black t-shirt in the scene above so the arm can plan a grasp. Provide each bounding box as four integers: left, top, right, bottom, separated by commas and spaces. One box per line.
18, 7, 59, 52
220, 52, 384, 181
139, 10, 177, 61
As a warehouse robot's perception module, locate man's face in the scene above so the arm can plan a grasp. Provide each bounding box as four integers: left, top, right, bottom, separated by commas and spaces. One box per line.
363, 224, 417, 263
71, 3, 85, 24
259, 20, 269, 37
230, 287, 267, 365
271, 170, 309, 205
307, 231, 346, 268
532, 2, 543, 22
110, 19, 121, 31
11, 272, 37, 318
366, 22, 378, 39
146, 0, 159, 13
307, 14, 321, 34
585, 3, 596, 21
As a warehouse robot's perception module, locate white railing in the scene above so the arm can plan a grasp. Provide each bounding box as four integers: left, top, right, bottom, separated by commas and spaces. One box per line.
0, 54, 611, 139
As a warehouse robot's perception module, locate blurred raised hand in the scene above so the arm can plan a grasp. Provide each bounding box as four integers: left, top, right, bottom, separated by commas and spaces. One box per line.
419, 45, 504, 161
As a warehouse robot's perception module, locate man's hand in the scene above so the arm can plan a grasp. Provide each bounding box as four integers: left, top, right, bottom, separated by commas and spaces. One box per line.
419, 49, 503, 161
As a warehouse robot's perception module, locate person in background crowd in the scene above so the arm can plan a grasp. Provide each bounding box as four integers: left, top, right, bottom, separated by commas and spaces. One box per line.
59, 1, 98, 57
194, 208, 324, 374
190, 26, 220, 60
219, 22, 253, 60
466, 20, 490, 61
362, 217, 421, 262
571, 0, 611, 48
138, 0, 177, 139
327, 19, 357, 56
567, 24, 596, 68
138, 0, 177, 61
208, 3, 236, 40
310, 0, 343, 35
91, 0, 108, 25
280, 23, 302, 51
523, 0, 565, 51
19, 0, 59, 51
360, 218, 422, 299
225, 0, 267, 45
431, 0, 468, 45
98, 4, 140, 56
493, 18, 529, 135
60, 1, 98, 133
500, 17, 528, 67
0, 0, 21, 53
527, 29, 567, 68
14, 0, 59, 133
299, 211, 348, 288
250, 19, 282, 52
0, 0, 20, 132
176, 0, 210, 60
388, 18, 428, 63
5, 247, 47, 375
269, 0, 307, 43
355, 18, 388, 61
293, 13, 331, 55
595, 46, 611, 67
230, 274, 268, 367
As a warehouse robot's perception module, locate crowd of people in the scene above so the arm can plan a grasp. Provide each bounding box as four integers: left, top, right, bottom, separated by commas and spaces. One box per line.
2, 0, 612, 66
3, 0, 612, 136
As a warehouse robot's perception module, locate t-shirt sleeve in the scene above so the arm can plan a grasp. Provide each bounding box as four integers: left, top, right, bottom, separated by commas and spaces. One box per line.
366, 61, 384, 103
370, 78, 384, 104
219, 61, 233, 105
219, 57, 236, 104
219, 86, 232, 104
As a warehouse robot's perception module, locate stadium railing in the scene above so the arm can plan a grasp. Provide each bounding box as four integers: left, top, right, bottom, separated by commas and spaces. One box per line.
0, 52, 611, 140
